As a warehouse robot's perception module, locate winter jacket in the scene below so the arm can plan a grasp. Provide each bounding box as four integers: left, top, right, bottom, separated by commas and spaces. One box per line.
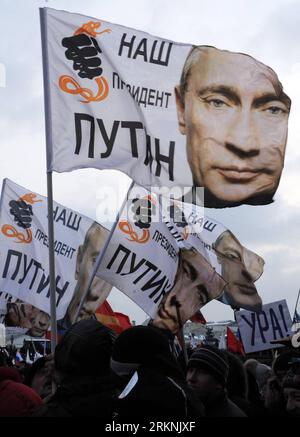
113, 367, 204, 419
34, 375, 116, 417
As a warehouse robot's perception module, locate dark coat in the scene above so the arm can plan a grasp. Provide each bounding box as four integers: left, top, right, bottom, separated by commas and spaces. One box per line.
205, 391, 247, 417
34, 375, 116, 417
34, 319, 117, 417
113, 367, 204, 420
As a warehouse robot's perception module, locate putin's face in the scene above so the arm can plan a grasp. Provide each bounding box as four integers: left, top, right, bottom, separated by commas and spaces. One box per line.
213, 231, 264, 311
67, 224, 112, 325
176, 47, 290, 206
153, 249, 225, 333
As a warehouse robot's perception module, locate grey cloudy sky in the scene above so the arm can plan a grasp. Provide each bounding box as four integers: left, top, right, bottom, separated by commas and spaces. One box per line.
0, 0, 300, 324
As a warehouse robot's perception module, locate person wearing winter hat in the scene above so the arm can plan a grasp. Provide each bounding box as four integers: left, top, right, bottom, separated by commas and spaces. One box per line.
223, 351, 252, 415
186, 345, 246, 417
244, 359, 272, 394
111, 325, 204, 419
256, 363, 272, 392
0, 366, 42, 416
34, 319, 117, 417
111, 325, 184, 381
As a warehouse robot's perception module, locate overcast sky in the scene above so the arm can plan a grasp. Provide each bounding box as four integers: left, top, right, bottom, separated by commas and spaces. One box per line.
1, 0, 300, 324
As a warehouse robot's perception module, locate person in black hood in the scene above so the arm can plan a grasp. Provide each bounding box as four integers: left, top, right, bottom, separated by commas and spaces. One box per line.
34, 318, 117, 417
223, 350, 262, 416
24, 355, 53, 401
110, 325, 204, 420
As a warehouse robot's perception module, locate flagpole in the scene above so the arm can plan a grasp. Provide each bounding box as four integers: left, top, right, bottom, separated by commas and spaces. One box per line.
74, 180, 135, 323
46, 174, 57, 353
40, 8, 57, 353
293, 288, 300, 322
171, 296, 188, 366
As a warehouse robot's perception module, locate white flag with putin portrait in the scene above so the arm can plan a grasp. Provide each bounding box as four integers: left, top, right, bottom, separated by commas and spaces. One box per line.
173, 204, 266, 314
94, 183, 265, 333
0, 178, 113, 336
94, 183, 227, 333
41, 8, 291, 208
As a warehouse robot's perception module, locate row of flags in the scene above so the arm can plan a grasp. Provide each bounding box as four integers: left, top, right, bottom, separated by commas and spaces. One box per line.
0, 176, 297, 358
0, 7, 293, 348
0, 178, 265, 338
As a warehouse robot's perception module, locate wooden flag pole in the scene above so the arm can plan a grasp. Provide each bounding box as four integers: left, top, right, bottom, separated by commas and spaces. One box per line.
40, 8, 57, 354
46, 172, 57, 354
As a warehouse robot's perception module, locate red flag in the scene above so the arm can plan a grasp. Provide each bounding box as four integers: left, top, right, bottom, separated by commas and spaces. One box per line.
95, 301, 132, 334
189, 310, 206, 325
227, 327, 245, 356
114, 312, 132, 331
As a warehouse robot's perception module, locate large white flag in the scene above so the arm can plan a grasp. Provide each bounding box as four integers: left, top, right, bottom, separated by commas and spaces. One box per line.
94, 184, 265, 332
95, 184, 183, 319
166, 198, 265, 313
40, 8, 291, 208
0, 178, 112, 326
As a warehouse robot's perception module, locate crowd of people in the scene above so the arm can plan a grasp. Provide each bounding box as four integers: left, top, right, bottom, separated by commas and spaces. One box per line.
1, 318, 300, 420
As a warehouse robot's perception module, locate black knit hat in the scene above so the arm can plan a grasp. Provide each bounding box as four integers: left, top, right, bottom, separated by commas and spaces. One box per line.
55, 318, 116, 376
188, 345, 229, 386
111, 325, 184, 380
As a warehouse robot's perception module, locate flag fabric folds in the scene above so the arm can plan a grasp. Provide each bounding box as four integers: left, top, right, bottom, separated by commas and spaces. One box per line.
0, 178, 112, 331
94, 183, 226, 326
94, 183, 264, 321
40, 7, 290, 208
95, 300, 132, 334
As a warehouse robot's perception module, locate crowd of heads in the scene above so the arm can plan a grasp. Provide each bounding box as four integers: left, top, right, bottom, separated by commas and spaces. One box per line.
1, 319, 300, 419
